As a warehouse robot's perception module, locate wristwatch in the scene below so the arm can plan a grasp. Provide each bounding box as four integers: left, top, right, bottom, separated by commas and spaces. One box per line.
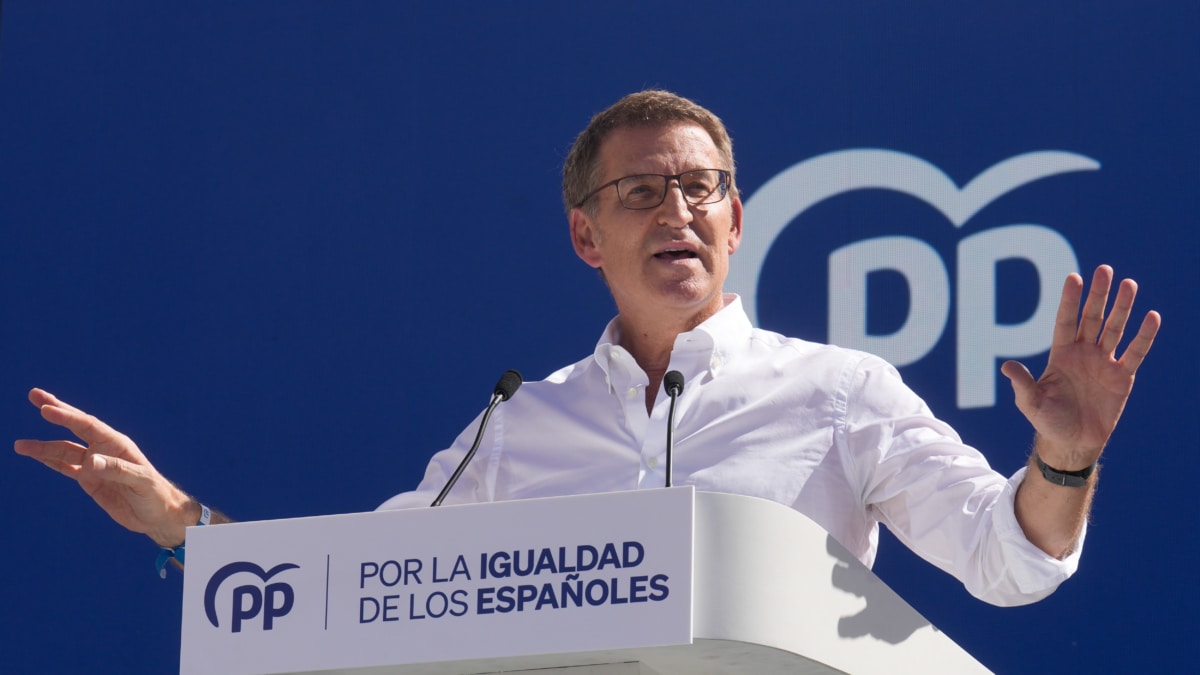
1035, 454, 1095, 488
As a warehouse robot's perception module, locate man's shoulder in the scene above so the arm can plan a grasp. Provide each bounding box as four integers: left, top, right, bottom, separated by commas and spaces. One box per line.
542, 355, 596, 384
734, 328, 915, 404
746, 326, 886, 369
515, 353, 604, 395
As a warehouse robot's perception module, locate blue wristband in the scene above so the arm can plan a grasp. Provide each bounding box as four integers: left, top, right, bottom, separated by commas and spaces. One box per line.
156, 504, 211, 579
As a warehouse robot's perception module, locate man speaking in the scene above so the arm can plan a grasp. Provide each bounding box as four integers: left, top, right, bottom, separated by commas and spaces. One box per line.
15, 91, 1160, 606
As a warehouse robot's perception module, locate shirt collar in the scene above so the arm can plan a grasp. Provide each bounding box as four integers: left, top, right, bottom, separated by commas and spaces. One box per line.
593, 294, 752, 387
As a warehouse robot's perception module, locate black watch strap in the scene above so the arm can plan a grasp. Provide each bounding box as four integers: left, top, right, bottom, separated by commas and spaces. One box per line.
1035, 455, 1096, 488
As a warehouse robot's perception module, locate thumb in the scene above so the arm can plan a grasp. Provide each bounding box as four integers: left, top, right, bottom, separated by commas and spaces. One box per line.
1000, 360, 1037, 405
84, 453, 149, 487
1000, 359, 1034, 383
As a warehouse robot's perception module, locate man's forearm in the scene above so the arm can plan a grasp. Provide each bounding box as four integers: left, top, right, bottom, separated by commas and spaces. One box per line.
1013, 436, 1097, 559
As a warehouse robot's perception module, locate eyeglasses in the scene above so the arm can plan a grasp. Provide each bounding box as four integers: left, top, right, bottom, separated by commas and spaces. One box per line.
576, 169, 730, 210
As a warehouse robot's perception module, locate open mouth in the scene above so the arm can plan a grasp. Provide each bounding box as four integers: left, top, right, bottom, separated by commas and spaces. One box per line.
654, 249, 698, 260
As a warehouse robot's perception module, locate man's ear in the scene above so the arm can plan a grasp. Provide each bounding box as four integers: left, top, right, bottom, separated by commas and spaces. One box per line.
727, 196, 744, 255
569, 207, 604, 268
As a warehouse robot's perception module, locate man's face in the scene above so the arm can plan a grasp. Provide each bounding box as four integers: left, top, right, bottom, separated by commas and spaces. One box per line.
569, 122, 743, 328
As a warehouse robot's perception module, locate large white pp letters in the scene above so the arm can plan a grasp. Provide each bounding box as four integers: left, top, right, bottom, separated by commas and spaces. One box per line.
736, 149, 1095, 409
828, 236, 950, 368
956, 225, 1078, 408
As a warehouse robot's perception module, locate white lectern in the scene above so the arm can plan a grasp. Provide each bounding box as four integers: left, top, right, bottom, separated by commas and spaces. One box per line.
181, 488, 990, 674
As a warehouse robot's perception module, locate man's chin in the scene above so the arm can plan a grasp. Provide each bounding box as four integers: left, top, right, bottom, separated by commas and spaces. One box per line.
644, 284, 725, 321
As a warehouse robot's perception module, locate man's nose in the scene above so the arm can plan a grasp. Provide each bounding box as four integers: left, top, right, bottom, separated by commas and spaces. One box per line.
656, 179, 694, 226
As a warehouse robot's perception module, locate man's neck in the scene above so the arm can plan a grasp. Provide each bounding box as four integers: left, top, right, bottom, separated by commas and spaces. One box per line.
614, 296, 727, 413
616, 320, 676, 391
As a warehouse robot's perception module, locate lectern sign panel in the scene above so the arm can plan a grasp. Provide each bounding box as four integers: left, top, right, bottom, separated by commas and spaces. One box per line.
180, 488, 695, 675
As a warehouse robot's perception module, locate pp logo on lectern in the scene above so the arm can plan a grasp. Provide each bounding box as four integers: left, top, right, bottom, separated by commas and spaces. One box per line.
204, 561, 300, 633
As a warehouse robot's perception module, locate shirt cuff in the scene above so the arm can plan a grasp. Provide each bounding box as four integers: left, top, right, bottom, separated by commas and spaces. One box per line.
990, 466, 1085, 598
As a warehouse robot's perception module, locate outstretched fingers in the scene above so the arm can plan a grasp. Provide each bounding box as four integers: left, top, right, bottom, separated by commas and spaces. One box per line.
1097, 278, 1137, 355
28, 388, 91, 419
1084, 269, 1160, 374
32, 390, 130, 451
14, 437, 88, 464
1051, 273, 1085, 349
17, 388, 196, 543
13, 439, 89, 479
1075, 265, 1114, 344
1117, 310, 1161, 374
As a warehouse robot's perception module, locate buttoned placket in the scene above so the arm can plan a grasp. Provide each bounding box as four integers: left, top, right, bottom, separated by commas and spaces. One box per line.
600, 334, 722, 490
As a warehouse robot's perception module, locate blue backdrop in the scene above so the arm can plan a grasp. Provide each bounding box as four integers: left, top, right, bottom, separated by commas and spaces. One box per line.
2, 2, 1196, 672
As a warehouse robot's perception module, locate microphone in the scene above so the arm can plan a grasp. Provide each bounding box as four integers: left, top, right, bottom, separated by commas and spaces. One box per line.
663, 370, 684, 488
430, 369, 523, 507
493, 369, 522, 401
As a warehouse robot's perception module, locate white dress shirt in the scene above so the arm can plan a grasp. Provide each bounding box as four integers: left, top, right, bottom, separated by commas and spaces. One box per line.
379, 295, 1080, 606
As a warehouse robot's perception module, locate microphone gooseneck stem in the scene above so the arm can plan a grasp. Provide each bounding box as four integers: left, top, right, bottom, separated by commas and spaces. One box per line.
431, 369, 522, 507
663, 370, 684, 489
665, 391, 679, 488
431, 392, 504, 507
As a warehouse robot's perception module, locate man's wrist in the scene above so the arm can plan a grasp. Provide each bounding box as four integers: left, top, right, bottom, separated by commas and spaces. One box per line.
149, 494, 201, 548
154, 501, 211, 579
1032, 434, 1102, 473
1034, 453, 1097, 488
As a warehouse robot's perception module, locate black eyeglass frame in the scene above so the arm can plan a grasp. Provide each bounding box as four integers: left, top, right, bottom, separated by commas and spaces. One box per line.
574, 169, 731, 210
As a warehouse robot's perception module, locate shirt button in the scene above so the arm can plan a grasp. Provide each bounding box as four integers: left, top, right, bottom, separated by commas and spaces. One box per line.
626, 387, 638, 399
646, 456, 659, 469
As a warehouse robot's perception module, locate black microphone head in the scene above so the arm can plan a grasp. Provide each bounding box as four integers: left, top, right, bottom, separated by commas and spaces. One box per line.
494, 369, 523, 401
664, 370, 685, 396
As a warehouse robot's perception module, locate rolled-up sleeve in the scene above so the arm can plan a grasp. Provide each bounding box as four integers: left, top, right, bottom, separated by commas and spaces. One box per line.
843, 354, 1082, 606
